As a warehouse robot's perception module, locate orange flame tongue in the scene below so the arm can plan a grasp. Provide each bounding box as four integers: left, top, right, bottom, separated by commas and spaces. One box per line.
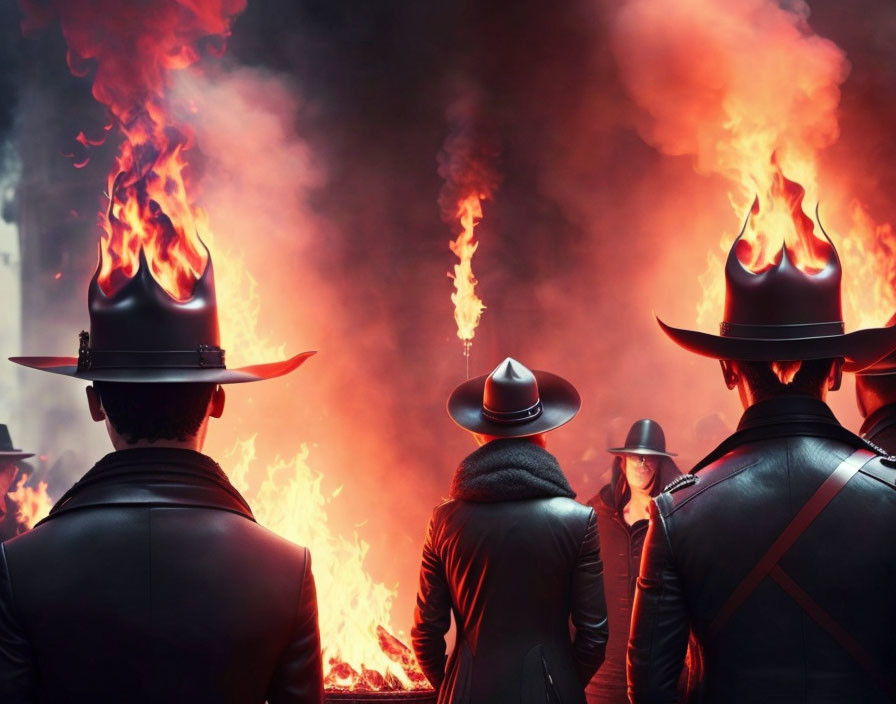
98, 133, 207, 301
735, 155, 830, 275
449, 193, 487, 352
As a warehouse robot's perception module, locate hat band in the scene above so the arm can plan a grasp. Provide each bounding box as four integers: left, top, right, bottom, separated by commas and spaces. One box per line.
719, 320, 844, 340
482, 400, 544, 424
77, 332, 226, 372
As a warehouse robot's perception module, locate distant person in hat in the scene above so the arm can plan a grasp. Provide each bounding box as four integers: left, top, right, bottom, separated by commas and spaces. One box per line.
627, 213, 896, 704
585, 419, 682, 704
0, 425, 35, 542
0, 252, 323, 703
412, 357, 608, 704
854, 312, 896, 453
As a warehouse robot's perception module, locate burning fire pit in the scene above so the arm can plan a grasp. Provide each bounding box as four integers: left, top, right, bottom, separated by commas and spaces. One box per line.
324, 693, 437, 704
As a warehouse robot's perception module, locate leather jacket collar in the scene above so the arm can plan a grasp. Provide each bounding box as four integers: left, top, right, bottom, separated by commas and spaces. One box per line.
860, 402, 896, 440
39, 447, 255, 527
736, 395, 839, 432
693, 395, 870, 473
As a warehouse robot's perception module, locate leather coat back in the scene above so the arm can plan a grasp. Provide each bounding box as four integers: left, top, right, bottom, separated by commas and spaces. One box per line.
0, 448, 323, 704
412, 440, 608, 704
861, 402, 896, 455
628, 396, 896, 704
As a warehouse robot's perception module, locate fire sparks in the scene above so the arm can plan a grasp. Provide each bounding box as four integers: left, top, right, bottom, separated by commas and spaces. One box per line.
9, 474, 52, 531
448, 193, 487, 367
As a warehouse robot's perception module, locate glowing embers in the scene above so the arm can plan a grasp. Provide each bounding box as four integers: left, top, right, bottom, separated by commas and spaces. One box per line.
448, 193, 487, 360
98, 129, 208, 302
732, 155, 832, 276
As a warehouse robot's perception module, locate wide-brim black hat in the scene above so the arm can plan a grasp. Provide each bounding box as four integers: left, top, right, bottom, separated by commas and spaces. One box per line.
850, 312, 896, 375
657, 317, 896, 370
11, 248, 315, 384
0, 425, 33, 462
607, 418, 677, 457
658, 215, 896, 371
448, 358, 580, 437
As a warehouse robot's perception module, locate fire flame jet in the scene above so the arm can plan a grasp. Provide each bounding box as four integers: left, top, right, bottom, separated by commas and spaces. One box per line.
438, 88, 500, 378
9, 474, 52, 531
449, 193, 487, 377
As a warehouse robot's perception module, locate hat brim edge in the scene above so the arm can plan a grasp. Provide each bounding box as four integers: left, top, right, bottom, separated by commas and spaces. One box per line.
8, 351, 316, 383
657, 316, 896, 372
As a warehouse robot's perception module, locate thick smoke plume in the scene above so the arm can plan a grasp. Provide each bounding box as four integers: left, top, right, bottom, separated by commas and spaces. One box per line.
7, 0, 896, 643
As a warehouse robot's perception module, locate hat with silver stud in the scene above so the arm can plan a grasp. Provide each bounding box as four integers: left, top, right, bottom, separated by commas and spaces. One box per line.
447, 357, 580, 437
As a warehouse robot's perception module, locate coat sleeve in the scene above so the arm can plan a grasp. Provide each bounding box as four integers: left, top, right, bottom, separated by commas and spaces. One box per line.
570, 507, 609, 684
266, 548, 324, 704
627, 499, 690, 704
411, 513, 452, 692
0, 544, 35, 703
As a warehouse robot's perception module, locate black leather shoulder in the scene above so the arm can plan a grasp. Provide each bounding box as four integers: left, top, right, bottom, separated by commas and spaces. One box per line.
858, 455, 896, 490
663, 475, 699, 494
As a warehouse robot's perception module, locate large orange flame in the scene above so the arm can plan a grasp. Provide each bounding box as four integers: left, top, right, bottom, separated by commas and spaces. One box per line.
732, 155, 830, 275
21, 0, 430, 692
9, 474, 52, 531
448, 193, 487, 353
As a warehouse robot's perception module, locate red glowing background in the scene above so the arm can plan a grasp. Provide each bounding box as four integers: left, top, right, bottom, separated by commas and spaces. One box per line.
5, 0, 896, 692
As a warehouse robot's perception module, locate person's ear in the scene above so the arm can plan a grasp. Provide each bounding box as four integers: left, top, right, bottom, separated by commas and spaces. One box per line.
828, 358, 843, 392
209, 385, 226, 419
719, 360, 738, 390
86, 385, 106, 423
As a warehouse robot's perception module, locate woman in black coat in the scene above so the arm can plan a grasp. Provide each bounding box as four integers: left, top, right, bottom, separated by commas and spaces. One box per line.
585, 419, 682, 704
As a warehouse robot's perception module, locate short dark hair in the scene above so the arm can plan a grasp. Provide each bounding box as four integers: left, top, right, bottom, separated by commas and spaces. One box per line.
736, 358, 835, 402
93, 382, 216, 444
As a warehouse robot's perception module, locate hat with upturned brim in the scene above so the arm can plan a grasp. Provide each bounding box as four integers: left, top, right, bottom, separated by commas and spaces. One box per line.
11, 249, 314, 383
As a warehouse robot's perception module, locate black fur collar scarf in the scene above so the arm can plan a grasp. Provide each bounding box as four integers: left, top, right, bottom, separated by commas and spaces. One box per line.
449, 438, 576, 503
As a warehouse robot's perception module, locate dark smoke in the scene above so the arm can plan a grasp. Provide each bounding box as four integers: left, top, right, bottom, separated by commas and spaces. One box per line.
4, 0, 896, 640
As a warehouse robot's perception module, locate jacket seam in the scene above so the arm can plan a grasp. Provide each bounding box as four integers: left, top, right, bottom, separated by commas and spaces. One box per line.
662, 459, 761, 515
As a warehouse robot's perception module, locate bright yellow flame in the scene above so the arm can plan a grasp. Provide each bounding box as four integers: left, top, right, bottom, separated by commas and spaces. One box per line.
449, 194, 487, 344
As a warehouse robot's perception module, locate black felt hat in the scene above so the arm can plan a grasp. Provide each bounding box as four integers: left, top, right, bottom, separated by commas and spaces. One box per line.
607, 418, 676, 457
658, 218, 896, 370
0, 425, 34, 462
447, 357, 580, 437
11, 249, 314, 383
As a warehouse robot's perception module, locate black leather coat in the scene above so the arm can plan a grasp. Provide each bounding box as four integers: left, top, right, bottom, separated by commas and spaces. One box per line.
627, 396, 896, 704
412, 439, 608, 704
586, 457, 681, 704
0, 447, 323, 704
861, 402, 896, 454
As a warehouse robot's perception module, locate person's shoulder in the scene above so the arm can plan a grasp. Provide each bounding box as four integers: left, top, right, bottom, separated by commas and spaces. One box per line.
857, 453, 896, 491
654, 446, 762, 517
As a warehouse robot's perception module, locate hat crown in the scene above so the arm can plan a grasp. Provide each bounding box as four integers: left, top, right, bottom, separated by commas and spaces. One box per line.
622, 419, 666, 454
0, 425, 13, 452
88, 247, 220, 352
483, 358, 541, 416
722, 219, 842, 333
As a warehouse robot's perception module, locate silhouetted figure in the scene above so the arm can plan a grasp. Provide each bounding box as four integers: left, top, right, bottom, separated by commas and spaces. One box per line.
0, 253, 323, 703
413, 357, 608, 704
628, 224, 896, 703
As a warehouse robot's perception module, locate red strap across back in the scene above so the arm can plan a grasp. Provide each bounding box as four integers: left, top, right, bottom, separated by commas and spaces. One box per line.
706, 448, 895, 700
707, 448, 874, 638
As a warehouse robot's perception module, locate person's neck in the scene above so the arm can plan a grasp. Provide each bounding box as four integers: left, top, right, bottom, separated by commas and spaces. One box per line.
624, 488, 653, 524
110, 438, 203, 452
